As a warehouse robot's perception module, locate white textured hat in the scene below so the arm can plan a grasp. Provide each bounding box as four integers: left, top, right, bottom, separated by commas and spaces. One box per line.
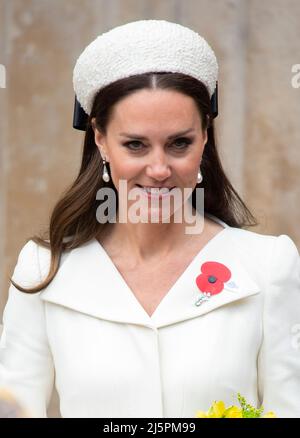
73, 19, 218, 115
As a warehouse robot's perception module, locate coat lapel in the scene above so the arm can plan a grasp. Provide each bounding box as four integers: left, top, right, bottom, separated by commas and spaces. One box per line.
40, 228, 261, 329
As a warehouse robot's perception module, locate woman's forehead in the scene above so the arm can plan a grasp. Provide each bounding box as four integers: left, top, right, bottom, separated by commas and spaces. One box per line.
109, 91, 201, 131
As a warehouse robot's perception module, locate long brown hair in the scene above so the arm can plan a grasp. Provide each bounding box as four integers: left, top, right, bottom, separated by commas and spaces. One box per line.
10, 72, 257, 293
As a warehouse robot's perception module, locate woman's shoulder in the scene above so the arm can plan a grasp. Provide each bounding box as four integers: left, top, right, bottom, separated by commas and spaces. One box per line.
14, 237, 73, 285
209, 214, 293, 251
228, 226, 299, 256
219, 226, 299, 303
223, 226, 300, 289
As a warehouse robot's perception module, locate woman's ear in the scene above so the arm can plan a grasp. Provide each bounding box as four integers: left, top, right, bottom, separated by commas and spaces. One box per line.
203, 129, 208, 147
91, 117, 101, 144
91, 118, 109, 162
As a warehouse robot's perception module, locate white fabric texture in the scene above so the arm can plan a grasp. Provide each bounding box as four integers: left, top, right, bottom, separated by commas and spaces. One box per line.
0, 219, 300, 418
73, 19, 218, 115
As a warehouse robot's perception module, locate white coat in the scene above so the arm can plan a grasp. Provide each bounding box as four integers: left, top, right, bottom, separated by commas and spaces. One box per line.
0, 215, 300, 418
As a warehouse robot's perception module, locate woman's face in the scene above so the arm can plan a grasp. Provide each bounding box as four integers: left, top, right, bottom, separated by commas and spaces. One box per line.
92, 89, 207, 220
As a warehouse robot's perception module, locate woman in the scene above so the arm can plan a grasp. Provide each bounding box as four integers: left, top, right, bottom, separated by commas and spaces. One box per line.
0, 19, 299, 418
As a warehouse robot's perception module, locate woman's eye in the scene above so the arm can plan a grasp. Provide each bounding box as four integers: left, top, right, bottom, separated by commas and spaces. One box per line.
172, 137, 192, 149
123, 141, 144, 151
123, 137, 192, 152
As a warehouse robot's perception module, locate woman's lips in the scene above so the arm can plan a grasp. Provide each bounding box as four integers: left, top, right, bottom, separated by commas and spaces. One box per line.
135, 184, 175, 189
135, 184, 175, 197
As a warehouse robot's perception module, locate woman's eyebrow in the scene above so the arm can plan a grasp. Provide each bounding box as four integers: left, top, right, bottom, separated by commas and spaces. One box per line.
119, 128, 195, 140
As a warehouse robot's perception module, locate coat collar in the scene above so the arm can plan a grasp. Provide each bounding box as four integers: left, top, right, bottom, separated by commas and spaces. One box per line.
40, 227, 261, 329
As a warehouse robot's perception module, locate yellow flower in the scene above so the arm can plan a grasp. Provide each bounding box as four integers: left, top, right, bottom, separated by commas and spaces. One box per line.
223, 406, 243, 418
195, 400, 243, 418
262, 411, 277, 418
196, 394, 277, 418
208, 400, 226, 417
195, 410, 209, 418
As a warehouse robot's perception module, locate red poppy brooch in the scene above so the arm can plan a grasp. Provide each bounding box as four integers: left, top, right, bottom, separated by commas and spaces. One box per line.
195, 261, 236, 306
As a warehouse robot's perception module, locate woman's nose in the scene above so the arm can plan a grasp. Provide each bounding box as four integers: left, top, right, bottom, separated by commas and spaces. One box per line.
146, 152, 171, 180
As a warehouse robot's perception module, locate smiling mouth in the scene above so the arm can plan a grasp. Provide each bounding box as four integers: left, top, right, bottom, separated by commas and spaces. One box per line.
135, 185, 176, 196
135, 184, 176, 190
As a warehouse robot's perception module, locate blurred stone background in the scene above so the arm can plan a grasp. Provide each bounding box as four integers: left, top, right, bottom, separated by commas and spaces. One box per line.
0, 0, 299, 418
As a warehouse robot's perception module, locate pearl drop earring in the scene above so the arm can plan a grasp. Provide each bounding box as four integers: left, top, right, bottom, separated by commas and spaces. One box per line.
102, 157, 110, 182
197, 169, 203, 184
